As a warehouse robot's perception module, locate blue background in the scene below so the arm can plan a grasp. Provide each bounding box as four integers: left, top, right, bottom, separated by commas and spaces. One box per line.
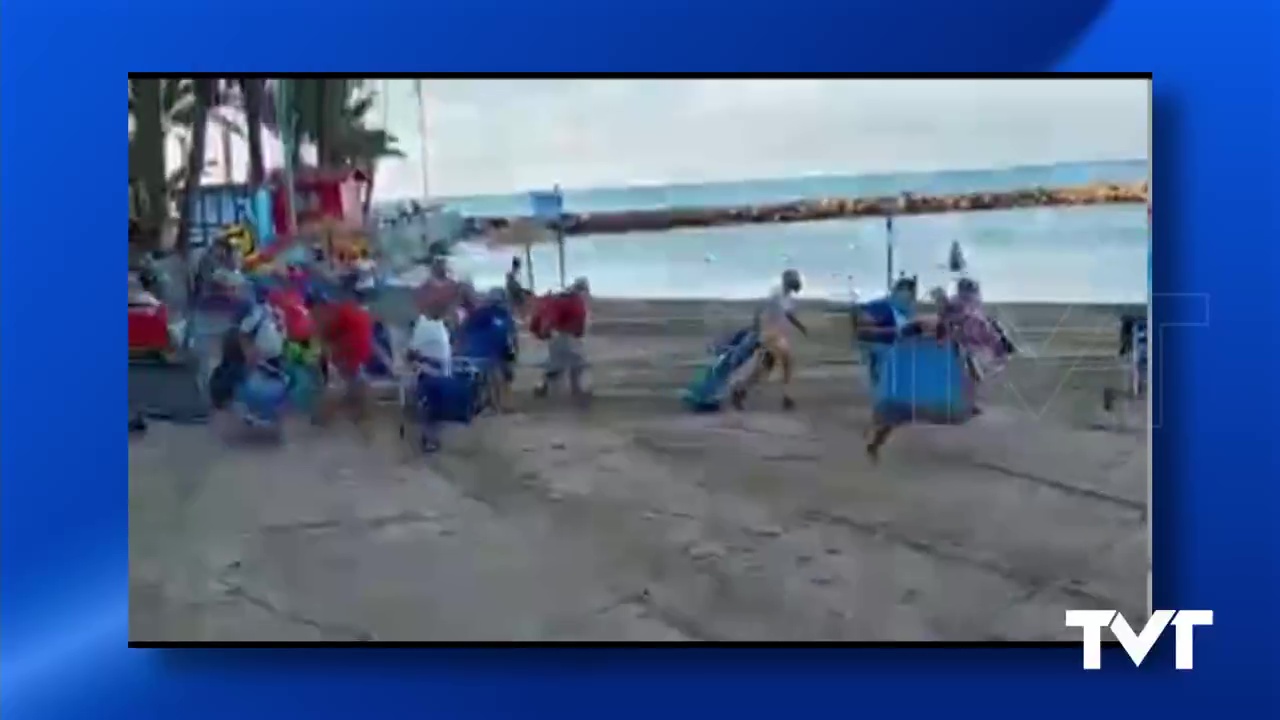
3, 0, 1278, 716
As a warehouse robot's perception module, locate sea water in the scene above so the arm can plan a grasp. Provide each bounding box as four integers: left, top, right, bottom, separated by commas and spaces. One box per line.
377, 160, 1150, 304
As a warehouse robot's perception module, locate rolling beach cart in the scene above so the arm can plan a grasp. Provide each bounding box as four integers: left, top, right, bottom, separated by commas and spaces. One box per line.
682, 327, 761, 412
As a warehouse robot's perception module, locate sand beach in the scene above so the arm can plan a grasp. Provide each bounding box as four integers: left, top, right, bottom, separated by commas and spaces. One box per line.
129, 297, 1149, 642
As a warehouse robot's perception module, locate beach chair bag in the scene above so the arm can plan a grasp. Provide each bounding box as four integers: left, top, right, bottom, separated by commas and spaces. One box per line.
415, 363, 485, 425
869, 337, 976, 426
682, 328, 759, 411
236, 364, 290, 425
1123, 316, 1148, 396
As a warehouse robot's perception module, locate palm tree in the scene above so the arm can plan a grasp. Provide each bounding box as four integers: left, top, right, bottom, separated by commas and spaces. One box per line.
240, 78, 267, 185
129, 78, 248, 235
287, 78, 361, 166
265, 79, 404, 212
327, 89, 405, 214
129, 78, 167, 242
174, 78, 218, 260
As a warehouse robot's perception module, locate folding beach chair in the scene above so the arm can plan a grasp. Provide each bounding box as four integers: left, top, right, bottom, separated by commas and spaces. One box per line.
867, 336, 978, 427
1104, 314, 1148, 413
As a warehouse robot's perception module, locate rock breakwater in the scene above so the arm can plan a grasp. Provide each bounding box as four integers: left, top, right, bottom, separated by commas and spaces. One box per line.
476, 181, 1148, 238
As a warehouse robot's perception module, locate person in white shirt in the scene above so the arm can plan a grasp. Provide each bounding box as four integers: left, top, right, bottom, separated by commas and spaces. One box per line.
353, 249, 378, 296
404, 307, 453, 452
730, 269, 808, 411
408, 309, 452, 377
238, 301, 285, 368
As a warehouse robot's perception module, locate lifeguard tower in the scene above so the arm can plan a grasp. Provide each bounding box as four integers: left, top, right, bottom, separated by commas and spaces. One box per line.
264, 167, 372, 268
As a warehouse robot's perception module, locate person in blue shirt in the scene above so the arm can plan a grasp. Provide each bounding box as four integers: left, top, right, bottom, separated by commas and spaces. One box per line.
852, 275, 924, 383
458, 288, 518, 412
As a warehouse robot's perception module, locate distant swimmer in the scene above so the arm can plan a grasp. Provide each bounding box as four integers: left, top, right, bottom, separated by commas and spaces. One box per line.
947, 240, 967, 273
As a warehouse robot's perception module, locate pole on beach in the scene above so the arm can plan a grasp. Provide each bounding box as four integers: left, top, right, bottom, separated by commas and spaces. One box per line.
556, 225, 566, 290
885, 214, 895, 292
530, 186, 566, 290
555, 184, 566, 289
525, 244, 535, 292
415, 79, 430, 201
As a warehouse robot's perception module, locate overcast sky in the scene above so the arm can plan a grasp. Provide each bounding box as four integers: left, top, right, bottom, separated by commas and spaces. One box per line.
184, 78, 1149, 200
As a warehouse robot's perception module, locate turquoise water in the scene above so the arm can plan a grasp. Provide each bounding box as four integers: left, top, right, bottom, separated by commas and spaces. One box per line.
377, 160, 1150, 303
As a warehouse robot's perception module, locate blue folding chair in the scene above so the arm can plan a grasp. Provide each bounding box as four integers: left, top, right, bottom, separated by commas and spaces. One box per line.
866, 337, 977, 426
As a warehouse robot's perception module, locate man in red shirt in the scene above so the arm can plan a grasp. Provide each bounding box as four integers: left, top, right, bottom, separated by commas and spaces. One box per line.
313, 292, 376, 431
532, 276, 590, 401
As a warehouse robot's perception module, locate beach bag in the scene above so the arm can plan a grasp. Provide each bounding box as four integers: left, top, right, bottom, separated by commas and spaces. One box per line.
415, 362, 485, 424
529, 296, 556, 340
236, 364, 289, 425
868, 337, 976, 426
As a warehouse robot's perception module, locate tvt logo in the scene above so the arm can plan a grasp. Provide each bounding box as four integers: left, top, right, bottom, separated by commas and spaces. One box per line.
1065, 609, 1213, 669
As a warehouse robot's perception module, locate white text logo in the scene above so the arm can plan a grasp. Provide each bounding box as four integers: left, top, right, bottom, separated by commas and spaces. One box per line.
1064, 610, 1213, 669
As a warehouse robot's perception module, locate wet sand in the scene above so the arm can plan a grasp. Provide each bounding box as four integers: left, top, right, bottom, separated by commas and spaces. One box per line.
129, 299, 1149, 642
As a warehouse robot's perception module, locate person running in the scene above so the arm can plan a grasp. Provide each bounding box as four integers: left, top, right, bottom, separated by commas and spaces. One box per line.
532, 277, 591, 401
863, 278, 1006, 462
932, 278, 1011, 413
459, 287, 519, 412
238, 293, 286, 370
415, 255, 472, 333
852, 275, 923, 384
730, 269, 807, 411
406, 304, 453, 452
505, 256, 532, 316
313, 289, 376, 433
205, 288, 287, 423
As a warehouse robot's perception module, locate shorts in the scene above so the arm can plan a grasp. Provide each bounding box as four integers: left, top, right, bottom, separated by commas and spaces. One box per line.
758, 328, 792, 370
335, 362, 367, 385
494, 358, 515, 383
545, 333, 586, 375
